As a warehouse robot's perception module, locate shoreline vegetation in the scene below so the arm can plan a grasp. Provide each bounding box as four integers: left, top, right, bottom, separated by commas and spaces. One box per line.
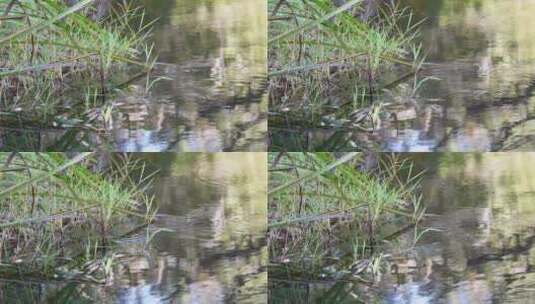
0, 0, 157, 135
268, 0, 427, 151
268, 152, 427, 302
0, 152, 156, 285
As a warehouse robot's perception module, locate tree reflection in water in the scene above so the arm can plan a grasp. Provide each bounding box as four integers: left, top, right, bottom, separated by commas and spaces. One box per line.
0, 0, 267, 152
270, 153, 535, 303
271, 0, 535, 152
0, 153, 267, 303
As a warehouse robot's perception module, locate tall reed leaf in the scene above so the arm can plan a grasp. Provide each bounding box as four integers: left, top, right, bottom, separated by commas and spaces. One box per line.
269, 152, 359, 194
269, 0, 363, 43
0, 0, 96, 45
0, 152, 94, 199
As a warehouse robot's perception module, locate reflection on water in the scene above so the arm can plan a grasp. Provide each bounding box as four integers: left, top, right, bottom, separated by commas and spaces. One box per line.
381, 0, 535, 152
0, 0, 267, 152
271, 153, 535, 303
378, 153, 535, 303
272, 0, 535, 152
0, 153, 267, 303
110, 0, 268, 152
120, 153, 267, 303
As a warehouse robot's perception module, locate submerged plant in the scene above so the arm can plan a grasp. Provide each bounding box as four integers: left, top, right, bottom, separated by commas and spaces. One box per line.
0, 152, 156, 283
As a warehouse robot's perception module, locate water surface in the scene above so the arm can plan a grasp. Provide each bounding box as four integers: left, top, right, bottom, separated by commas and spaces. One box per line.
111, 0, 267, 152
270, 153, 535, 303
380, 153, 535, 302
271, 0, 535, 152
0, 0, 267, 152
0, 153, 267, 303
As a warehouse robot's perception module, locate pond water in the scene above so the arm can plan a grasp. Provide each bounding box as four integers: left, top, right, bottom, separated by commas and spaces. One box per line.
270, 153, 535, 303
0, 0, 267, 152
0, 153, 267, 303
270, 0, 535, 152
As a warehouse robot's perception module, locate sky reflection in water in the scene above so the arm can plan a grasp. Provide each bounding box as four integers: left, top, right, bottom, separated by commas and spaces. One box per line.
0, 0, 267, 152
272, 0, 535, 152
0, 153, 267, 303
270, 153, 535, 303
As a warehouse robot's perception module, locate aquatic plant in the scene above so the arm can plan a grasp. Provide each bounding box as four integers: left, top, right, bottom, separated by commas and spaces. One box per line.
268, 152, 425, 283
269, 0, 425, 150
0, 0, 156, 131
0, 152, 156, 283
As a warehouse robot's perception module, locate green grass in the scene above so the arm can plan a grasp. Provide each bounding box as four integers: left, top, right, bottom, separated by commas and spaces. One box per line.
0, 0, 156, 129
269, 0, 425, 139
0, 152, 156, 283
268, 152, 425, 281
